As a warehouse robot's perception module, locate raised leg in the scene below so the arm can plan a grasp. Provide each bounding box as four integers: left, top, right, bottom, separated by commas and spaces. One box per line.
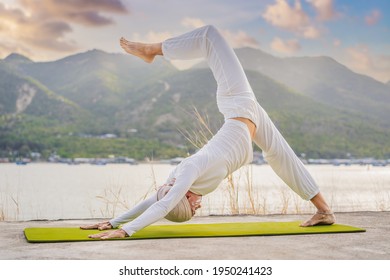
120, 25, 252, 96
162, 25, 253, 96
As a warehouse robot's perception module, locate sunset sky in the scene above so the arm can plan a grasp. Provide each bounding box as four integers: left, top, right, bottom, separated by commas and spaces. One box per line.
0, 0, 389, 83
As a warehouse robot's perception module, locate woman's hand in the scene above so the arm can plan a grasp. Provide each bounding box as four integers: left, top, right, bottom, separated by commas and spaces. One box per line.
88, 229, 128, 239
80, 221, 113, 230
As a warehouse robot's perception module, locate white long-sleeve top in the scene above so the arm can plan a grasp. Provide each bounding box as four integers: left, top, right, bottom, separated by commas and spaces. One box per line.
110, 119, 253, 236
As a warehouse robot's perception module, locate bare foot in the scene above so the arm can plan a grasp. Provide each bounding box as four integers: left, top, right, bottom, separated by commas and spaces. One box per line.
119, 37, 159, 63
300, 212, 336, 227
88, 229, 128, 239
80, 221, 112, 230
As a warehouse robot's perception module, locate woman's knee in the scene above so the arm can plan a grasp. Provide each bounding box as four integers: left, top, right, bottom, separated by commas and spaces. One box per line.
203, 24, 221, 38
205, 24, 217, 31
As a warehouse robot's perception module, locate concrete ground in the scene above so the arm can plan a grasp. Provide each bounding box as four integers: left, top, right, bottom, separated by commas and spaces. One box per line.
0, 211, 389, 260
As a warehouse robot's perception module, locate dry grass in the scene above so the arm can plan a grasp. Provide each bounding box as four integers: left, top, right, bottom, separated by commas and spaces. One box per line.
141, 160, 159, 200
0, 192, 5, 221
226, 174, 240, 214
96, 186, 129, 217
178, 106, 215, 150
279, 189, 290, 214
0, 192, 20, 221
11, 194, 19, 219
243, 165, 259, 214
0, 206, 5, 221
374, 189, 390, 211
371, 175, 390, 212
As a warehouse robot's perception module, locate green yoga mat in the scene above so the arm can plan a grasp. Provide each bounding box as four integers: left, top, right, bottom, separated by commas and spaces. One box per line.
24, 221, 365, 243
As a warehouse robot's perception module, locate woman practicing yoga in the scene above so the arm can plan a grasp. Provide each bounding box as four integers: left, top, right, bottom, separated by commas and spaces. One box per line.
81, 25, 335, 239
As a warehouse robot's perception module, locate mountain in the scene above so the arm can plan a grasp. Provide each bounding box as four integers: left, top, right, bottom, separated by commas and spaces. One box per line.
0, 60, 95, 156
124, 67, 389, 158
1, 49, 389, 159
0, 61, 83, 119
4, 53, 33, 67
19, 49, 177, 119
0, 51, 182, 159
212, 48, 390, 126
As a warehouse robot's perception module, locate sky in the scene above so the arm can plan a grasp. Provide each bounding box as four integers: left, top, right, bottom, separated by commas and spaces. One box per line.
0, 0, 389, 83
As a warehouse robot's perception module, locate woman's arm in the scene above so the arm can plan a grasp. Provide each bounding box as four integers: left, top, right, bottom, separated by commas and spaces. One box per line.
109, 194, 157, 228
79, 196, 157, 231
121, 168, 199, 236
81, 178, 177, 231
95, 163, 199, 238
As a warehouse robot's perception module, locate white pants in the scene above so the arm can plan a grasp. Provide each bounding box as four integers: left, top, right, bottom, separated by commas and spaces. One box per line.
163, 25, 319, 200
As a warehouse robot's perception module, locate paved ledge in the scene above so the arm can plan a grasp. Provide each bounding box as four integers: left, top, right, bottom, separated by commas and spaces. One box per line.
0, 211, 389, 260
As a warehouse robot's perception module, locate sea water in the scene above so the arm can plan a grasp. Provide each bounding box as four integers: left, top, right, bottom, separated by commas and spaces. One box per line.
0, 163, 389, 221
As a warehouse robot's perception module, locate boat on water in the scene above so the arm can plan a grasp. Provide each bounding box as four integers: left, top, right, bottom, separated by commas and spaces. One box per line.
15, 159, 31, 165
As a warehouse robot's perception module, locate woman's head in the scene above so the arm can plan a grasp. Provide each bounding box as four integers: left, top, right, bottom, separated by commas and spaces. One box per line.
157, 185, 193, 222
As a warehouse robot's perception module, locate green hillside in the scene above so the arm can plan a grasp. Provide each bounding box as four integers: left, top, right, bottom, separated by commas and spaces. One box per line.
1, 49, 389, 160
234, 48, 390, 126
23, 50, 177, 117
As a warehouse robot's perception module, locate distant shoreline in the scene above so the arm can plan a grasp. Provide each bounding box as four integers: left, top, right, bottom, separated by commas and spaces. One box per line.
1, 158, 389, 167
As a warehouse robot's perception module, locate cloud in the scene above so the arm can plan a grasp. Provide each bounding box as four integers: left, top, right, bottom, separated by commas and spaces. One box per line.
302, 26, 321, 39
0, 3, 75, 56
263, 0, 309, 31
132, 31, 173, 43
345, 46, 390, 83
19, 0, 128, 26
221, 29, 260, 49
262, 0, 321, 39
271, 37, 301, 54
365, 10, 381, 26
0, 38, 33, 59
181, 17, 206, 29
0, 0, 128, 58
307, 0, 337, 21
333, 39, 341, 47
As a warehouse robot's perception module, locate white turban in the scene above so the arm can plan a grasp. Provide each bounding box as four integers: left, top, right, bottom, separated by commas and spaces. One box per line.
157, 185, 192, 223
